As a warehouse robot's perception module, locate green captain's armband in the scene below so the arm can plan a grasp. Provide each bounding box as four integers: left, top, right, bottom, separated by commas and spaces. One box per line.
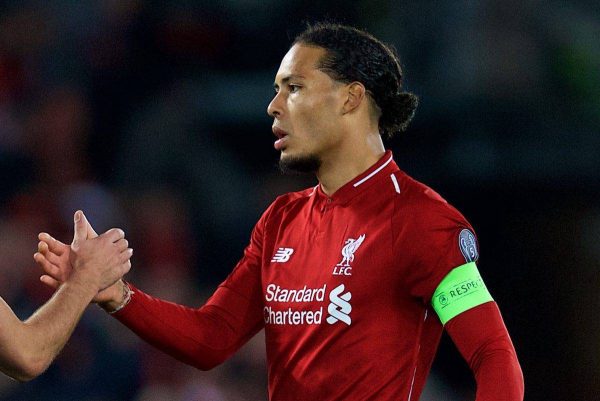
431, 262, 493, 325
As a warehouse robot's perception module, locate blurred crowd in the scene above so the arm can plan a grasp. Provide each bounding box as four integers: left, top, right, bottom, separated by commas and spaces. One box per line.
0, 1, 598, 400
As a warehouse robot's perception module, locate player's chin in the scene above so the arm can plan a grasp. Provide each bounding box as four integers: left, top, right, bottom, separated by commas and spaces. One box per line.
279, 152, 321, 174
279, 147, 297, 161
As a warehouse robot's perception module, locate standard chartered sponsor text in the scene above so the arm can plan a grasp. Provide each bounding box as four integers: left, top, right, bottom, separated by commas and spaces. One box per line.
264, 283, 327, 325
264, 306, 324, 325
265, 283, 327, 303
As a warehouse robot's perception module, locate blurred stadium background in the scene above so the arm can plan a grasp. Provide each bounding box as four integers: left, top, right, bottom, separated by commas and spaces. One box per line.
0, 1, 598, 400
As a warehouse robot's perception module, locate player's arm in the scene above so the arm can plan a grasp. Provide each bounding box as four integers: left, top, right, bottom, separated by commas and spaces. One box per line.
96, 276, 264, 370
431, 262, 524, 401
37, 213, 266, 371
0, 211, 132, 381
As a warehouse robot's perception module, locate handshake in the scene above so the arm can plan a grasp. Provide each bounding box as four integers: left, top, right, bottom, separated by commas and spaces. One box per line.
34, 210, 133, 308
0, 210, 134, 382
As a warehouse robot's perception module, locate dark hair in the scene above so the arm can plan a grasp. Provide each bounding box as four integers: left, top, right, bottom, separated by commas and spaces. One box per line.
293, 23, 418, 138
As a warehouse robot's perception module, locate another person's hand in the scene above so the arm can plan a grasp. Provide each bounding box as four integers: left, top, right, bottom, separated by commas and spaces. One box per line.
34, 211, 132, 304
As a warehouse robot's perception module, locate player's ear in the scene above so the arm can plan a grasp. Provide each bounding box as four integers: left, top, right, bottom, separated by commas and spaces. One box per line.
342, 82, 366, 114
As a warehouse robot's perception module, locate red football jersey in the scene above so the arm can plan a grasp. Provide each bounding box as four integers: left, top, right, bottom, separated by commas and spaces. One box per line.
207, 150, 477, 400
115, 151, 480, 400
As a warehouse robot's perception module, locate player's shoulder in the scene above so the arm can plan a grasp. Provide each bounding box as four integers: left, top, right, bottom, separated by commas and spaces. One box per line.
393, 170, 468, 225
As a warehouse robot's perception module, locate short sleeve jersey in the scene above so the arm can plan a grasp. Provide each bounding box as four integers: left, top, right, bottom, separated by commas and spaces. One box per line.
208, 150, 478, 400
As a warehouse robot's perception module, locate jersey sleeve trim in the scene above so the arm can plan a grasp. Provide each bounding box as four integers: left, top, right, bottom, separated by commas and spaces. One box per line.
431, 262, 493, 325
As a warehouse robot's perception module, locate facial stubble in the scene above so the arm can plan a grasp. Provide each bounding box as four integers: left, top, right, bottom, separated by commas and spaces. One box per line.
278, 153, 322, 174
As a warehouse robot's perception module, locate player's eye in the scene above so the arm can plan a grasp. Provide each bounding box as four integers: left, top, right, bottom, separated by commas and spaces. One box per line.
289, 84, 301, 93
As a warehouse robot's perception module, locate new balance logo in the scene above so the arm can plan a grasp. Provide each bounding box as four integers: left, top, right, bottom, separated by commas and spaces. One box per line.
271, 248, 294, 263
327, 284, 352, 325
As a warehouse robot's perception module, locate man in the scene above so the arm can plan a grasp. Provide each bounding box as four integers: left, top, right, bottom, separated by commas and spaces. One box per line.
0, 211, 132, 381
37, 23, 524, 400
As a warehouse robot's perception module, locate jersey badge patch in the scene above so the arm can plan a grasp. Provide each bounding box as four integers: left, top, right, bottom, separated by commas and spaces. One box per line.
333, 234, 366, 276
459, 229, 478, 262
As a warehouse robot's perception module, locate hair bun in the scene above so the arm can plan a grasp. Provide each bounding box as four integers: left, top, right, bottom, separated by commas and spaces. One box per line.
380, 92, 418, 137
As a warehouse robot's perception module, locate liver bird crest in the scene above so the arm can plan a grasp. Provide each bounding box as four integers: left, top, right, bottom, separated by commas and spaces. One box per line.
337, 234, 366, 267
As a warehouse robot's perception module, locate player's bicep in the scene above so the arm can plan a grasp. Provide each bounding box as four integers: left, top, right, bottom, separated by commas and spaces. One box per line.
431, 262, 493, 325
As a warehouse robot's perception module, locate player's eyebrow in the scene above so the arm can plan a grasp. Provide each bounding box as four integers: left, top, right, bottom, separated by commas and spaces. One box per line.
273, 74, 305, 90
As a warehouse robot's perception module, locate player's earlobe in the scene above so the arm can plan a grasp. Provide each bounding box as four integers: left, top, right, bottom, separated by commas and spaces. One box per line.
343, 82, 366, 114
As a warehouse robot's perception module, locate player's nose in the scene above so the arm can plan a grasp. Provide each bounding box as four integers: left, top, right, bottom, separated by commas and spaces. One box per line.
267, 92, 283, 118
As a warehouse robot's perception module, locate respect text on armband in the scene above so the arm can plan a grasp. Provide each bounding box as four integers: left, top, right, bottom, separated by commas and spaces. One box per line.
432, 262, 494, 325
436, 277, 486, 307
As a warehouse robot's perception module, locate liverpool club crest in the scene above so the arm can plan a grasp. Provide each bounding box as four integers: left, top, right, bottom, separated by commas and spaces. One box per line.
333, 234, 366, 276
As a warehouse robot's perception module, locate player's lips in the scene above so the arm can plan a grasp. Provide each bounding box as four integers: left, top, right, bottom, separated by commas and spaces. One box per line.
272, 126, 289, 151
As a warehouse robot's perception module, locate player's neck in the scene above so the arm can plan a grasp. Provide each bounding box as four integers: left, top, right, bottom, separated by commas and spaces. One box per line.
317, 132, 385, 196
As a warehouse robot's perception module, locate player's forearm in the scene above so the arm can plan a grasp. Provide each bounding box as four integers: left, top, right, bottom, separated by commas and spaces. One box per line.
10, 276, 96, 380
472, 343, 523, 401
446, 302, 524, 401
108, 283, 259, 370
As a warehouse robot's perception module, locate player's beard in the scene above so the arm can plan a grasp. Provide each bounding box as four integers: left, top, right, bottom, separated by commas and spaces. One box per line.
279, 153, 321, 174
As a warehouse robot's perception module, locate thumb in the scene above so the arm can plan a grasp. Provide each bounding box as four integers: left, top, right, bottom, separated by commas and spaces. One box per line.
72, 210, 89, 244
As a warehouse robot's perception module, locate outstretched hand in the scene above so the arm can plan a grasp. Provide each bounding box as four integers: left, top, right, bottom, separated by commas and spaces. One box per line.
34, 211, 132, 303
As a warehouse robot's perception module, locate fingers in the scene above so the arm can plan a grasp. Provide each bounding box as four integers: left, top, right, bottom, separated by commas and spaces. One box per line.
121, 258, 132, 280
103, 228, 125, 243
122, 261, 132, 277
96, 256, 132, 292
121, 258, 132, 276
114, 238, 129, 252
38, 232, 66, 256
120, 248, 133, 263
40, 275, 61, 290
33, 252, 64, 280
37, 241, 62, 266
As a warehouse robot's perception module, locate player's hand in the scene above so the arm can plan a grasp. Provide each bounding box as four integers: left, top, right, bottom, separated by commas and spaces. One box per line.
69, 211, 132, 291
34, 211, 131, 303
